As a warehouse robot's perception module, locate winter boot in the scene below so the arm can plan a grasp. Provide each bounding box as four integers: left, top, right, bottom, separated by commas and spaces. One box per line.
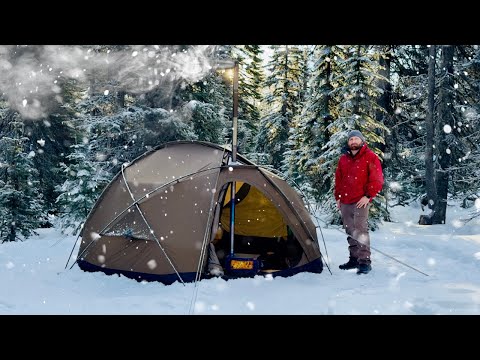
339, 257, 359, 270
356, 263, 372, 274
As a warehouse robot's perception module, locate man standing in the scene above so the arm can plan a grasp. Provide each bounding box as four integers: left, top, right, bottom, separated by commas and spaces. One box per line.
334, 130, 384, 274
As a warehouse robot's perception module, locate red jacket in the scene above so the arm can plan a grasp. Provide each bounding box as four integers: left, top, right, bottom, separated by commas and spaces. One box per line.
334, 144, 384, 204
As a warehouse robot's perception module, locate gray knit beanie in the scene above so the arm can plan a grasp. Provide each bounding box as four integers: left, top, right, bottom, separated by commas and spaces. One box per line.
348, 130, 365, 142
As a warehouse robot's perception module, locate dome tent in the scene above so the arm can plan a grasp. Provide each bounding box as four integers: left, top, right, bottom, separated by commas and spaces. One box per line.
74, 140, 323, 285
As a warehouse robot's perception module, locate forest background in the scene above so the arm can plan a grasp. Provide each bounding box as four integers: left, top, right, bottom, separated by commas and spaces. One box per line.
0, 45, 479, 242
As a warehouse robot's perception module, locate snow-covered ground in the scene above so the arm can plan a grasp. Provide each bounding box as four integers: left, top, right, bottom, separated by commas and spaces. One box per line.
1, 202, 479, 315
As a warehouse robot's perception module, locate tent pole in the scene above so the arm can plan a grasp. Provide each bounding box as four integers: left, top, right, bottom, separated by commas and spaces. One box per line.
229, 182, 235, 256
230, 62, 239, 256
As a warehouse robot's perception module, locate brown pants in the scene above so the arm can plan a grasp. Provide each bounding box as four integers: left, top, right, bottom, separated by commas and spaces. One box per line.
340, 203, 371, 265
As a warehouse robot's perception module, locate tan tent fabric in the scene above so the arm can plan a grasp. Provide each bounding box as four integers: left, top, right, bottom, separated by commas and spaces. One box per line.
77, 141, 323, 284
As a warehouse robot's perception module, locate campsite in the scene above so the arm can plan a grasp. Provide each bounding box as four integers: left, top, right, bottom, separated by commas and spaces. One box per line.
0, 45, 479, 315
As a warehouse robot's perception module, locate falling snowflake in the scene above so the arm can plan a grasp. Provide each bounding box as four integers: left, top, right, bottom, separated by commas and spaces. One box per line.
147, 259, 157, 270
403, 301, 414, 310
194, 301, 206, 313
389, 182, 402, 192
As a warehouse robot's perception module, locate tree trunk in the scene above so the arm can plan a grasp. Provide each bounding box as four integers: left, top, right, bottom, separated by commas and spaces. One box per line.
8, 223, 16, 242
432, 45, 454, 224
322, 47, 333, 142
424, 45, 437, 221
116, 90, 126, 108
281, 45, 289, 117
353, 45, 361, 114
376, 46, 393, 156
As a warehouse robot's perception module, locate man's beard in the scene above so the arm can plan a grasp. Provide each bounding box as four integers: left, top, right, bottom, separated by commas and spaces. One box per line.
349, 144, 361, 151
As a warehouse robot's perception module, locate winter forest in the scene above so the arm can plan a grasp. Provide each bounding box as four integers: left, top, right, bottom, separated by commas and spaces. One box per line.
0, 44, 479, 243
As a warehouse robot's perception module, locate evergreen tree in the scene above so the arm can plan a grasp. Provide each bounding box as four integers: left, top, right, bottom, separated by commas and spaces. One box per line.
180, 72, 230, 144
0, 111, 45, 242
321, 45, 389, 228
295, 45, 345, 200
284, 46, 313, 186
390, 45, 480, 224
234, 45, 265, 152
23, 118, 74, 221
384, 45, 430, 206
451, 45, 480, 207
255, 45, 304, 171
431, 45, 478, 224
55, 141, 110, 235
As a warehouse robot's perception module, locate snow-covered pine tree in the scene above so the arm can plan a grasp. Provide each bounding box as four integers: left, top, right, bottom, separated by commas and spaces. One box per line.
24, 77, 80, 218
387, 45, 480, 224
283, 46, 312, 187
180, 71, 230, 144
55, 89, 120, 235
384, 45, 430, 206
293, 45, 345, 202
0, 110, 45, 242
254, 45, 304, 171
234, 45, 265, 153
431, 45, 477, 224
55, 140, 111, 235
322, 45, 389, 228
450, 45, 480, 207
